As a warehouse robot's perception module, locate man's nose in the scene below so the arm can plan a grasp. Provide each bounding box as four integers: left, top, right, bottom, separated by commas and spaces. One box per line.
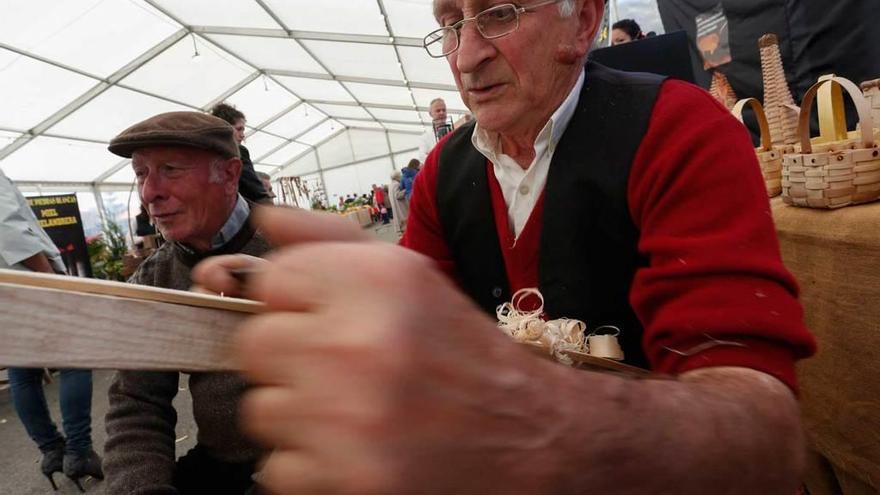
455, 22, 495, 74
139, 172, 165, 205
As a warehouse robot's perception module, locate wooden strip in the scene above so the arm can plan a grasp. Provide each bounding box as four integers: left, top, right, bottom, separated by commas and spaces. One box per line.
0, 283, 245, 371
520, 342, 649, 376
0, 269, 263, 314
2, 278, 649, 375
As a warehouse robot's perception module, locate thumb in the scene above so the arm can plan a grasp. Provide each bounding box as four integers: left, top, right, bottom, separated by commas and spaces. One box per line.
254, 206, 373, 247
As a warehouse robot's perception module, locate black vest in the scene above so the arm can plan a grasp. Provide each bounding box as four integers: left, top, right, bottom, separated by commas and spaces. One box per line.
436, 62, 665, 368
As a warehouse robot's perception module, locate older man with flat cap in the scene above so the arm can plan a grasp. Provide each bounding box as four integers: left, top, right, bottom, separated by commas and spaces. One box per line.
103, 111, 269, 494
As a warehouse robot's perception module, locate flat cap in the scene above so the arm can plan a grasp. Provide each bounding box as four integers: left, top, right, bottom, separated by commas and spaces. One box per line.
108, 111, 239, 159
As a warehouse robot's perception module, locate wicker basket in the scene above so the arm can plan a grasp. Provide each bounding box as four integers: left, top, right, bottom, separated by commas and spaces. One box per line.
732, 98, 784, 197
782, 76, 880, 209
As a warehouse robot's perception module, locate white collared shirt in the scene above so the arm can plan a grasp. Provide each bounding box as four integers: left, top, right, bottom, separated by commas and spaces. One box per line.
472, 70, 585, 238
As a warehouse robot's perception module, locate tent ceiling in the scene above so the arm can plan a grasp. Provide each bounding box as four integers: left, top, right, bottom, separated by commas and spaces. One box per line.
0, 0, 464, 190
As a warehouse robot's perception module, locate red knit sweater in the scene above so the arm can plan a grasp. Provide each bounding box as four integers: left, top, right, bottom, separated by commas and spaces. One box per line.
401, 80, 816, 391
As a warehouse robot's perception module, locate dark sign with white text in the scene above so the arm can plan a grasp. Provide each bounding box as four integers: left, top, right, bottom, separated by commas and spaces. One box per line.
27, 194, 92, 278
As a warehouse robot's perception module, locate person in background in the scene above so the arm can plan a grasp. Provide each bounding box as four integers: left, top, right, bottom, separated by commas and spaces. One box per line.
210, 103, 272, 205
400, 158, 420, 201
372, 184, 389, 224
104, 111, 270, 494
418, 98, 451, 162
0, 168, 101, 491
611, 18, 644, 45
255, 171, 276, 202
389, 169, 408, 234
382, 184, 393, 222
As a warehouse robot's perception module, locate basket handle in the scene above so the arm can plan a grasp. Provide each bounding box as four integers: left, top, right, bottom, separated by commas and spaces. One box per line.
797, 76, 875, 154
732, 98, 773, 152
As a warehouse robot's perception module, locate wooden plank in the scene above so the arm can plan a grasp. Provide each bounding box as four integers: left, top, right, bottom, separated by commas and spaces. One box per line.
0, 269, 647, 376
0, 269, 263, 314
0, 283, 245, 371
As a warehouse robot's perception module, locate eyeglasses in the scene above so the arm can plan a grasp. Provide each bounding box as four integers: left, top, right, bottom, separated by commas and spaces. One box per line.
423, 0, 564, 58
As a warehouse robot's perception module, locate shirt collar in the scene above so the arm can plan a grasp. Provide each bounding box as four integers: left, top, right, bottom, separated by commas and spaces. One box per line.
174, 195, 250, 256
471, 68, 585, 163
211, 194, 250, 250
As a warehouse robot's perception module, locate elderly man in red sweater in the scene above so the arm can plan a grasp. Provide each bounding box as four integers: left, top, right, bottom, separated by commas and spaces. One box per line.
194, 0, 815, 493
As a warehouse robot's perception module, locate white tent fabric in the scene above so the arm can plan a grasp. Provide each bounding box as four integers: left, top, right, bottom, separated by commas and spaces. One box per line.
0, 0, 466, 201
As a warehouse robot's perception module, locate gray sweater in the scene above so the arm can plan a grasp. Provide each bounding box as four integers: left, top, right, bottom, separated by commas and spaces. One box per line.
104, 224, 270, 494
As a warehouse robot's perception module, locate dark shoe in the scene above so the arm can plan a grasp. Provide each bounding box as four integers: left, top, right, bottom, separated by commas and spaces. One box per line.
40, 441, 65, 491
63, 449, 104, 493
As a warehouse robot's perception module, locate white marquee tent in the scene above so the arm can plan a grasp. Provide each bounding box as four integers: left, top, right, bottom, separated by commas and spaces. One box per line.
0, 0, 470, 209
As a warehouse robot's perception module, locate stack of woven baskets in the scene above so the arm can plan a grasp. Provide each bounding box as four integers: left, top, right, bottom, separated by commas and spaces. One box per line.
729, 34, 880, 209
782, 76, 880, 209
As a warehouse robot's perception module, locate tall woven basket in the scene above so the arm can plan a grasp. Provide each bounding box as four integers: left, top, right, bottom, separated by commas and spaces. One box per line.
732, 98, 783, 197
782, 77, 880, 208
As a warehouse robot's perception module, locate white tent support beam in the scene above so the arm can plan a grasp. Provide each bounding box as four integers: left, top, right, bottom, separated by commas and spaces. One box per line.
193, 32, 318, 114
329, 116, 423, 127
0, 41, 106, 82
248, 1, 386, 133
307, 98, 466, 114
254, 116, 331, 163
262, 69, 457, 92
347, 126, 421, 136
376, 0, 427, 129
346, 132, 357, 163
253, 0, 291, 37
137, 4, 345, 174
94, 159, 131, 184
384, 130, 395, 170
0, 126, 109, 146
141, 0, 328, 143
152, 5, 349, 164
0, 29, 188, 162
314, 150, 326, 199
13, 181, 133, 192
202, 71, 263, 111
92, 186, 109, 229
292, 147, 418, 177
2, 37, 249, 120
276, 127, 347, 172
244, 101, 305, 139
190, 25, 423, 48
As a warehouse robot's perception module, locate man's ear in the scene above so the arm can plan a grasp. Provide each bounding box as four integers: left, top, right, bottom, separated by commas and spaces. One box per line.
573, 0, 604, 58
225, 157, 242, 195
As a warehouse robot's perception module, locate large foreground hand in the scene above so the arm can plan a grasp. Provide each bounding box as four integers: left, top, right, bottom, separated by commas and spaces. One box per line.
194, 207, 576, 494
193, 207, 806, 495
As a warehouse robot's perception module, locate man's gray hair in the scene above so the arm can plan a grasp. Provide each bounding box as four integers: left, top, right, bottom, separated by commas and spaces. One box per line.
558, 0, 576, 17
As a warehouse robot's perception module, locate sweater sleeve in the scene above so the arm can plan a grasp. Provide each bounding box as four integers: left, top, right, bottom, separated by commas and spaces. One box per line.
104, 370, 180, 494
627, 80, 816, 391
104, 265, 181, 494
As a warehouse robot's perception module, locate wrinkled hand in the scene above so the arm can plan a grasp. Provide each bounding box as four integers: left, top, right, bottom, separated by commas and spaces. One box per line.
193, 207, 574, 495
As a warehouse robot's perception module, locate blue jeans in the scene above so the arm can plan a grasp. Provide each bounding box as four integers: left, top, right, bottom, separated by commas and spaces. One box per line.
7, 368, 94, 454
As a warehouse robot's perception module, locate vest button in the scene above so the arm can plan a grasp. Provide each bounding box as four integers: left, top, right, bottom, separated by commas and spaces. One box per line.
518, 184, 530, 195
492, 287, 503, 298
